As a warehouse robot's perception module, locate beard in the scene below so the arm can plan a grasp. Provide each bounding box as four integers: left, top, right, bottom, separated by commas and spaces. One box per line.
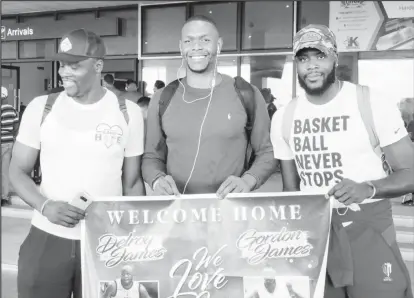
188, 64, 209, 74
298, 66, 336, 96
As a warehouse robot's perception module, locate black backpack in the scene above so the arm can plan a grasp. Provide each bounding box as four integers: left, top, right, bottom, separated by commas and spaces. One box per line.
158, 76, 257, 169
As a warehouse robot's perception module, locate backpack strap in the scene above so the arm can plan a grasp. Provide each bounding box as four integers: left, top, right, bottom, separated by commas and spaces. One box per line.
234, 76, 256, 169
117, 96, 129, 125
234, 76, 256, 137
159, 79, 181, 136
281, 97, 299, 146
159, 79, 181, 118
41, 92, 60, 125
356, 84, 382, 157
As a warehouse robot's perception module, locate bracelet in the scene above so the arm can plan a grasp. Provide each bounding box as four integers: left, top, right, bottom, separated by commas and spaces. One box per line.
152, 177, 161, 190
40, 199, 51, 215
365, 181, 376, 200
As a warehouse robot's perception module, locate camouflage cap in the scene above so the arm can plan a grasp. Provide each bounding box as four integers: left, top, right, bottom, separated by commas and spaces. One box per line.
293, 24, 338, 57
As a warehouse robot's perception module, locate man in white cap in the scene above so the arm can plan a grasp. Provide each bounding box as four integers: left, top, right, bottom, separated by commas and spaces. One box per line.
10, 29, 145, 298
1, 86, 19, 205
271, 24, 413, 298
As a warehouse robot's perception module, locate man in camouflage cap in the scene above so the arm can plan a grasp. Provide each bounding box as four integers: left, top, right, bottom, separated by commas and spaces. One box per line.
271, 24, 414, 298
292, 24, 339, 95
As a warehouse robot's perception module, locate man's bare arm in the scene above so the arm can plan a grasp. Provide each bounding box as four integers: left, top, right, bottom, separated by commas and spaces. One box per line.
371, 135, 414, 197
9, 141, 47, 211
280, 160, 301, 192
122, 155, 146, 196
9, 142, 85, 226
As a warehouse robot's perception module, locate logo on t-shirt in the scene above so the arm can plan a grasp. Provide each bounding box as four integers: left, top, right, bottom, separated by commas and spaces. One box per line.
292, 116, 349, 187
95, 123, 123, 148
382, 262, 393, 282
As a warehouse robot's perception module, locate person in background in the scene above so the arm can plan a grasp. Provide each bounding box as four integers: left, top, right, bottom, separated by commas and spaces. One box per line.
153, 80, 165, 93
125, 79, 137, 92
102, 74, 117, 92
1, 86, 19, 206
108, 79, 128, 101
260, 88, 277, 119
399, 97, 414, 140
138, 81, 148, 97
137, 96, 150, 121
399, 97, 414, 205
125, 79, 143, 103
19, 103, 26, 120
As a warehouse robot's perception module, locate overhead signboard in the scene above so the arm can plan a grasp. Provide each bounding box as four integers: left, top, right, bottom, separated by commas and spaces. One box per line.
329, 1, 414, 52
382, 1, 414, 18
1, 17, 121, 41
329, 1, 384, 52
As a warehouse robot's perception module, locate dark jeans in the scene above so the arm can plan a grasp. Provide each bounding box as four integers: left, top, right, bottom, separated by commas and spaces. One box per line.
18, 226, 82, 298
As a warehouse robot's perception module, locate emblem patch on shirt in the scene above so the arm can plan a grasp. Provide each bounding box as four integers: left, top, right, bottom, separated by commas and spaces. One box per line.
95, 124, 123, 148
382, 262, 393, 282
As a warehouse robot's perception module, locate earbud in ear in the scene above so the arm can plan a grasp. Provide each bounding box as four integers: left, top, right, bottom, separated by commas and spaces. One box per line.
217, 45, 221, 54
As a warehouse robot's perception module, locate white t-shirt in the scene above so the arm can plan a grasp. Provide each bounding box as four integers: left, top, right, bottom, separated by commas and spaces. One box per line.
271, 82, 407, 202
115, 279, 140, 298
17, 89, 144, 239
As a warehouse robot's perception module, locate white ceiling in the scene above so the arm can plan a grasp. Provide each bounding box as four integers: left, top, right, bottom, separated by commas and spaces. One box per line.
1, 1, 146, 15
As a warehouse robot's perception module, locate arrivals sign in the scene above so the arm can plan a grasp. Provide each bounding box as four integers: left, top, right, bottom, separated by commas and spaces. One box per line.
329, 1, 414, 52
1, 26, 34, 40
81, 193, 332, 298
1, 17, 121, 41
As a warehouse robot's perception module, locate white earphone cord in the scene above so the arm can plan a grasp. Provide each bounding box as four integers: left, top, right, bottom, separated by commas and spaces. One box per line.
177, 49, 219, 194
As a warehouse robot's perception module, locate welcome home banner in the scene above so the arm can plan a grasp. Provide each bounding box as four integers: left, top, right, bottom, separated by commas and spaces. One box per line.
81, 193, 332, 298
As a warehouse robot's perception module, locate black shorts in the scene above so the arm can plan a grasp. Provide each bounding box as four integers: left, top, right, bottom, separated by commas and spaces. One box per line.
325, 202, 413, 298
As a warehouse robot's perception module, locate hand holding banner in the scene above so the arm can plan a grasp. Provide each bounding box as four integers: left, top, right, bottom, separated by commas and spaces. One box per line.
82, 193, 332, 298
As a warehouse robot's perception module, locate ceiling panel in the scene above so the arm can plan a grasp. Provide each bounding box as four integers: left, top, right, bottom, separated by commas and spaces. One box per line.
1, 1, 143, 15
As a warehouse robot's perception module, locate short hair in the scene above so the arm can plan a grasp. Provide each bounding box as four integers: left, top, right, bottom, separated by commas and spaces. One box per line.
103, 74, 114, 85
137, 96, 150, 108
184, 15, 218, 29
126, 79, 137, 86
154, 80, 165, 90
113, 80, 126, 91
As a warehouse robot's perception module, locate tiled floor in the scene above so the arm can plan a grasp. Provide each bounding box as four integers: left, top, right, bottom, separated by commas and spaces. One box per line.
1, 217, 31, 266
1, 268, 18, 298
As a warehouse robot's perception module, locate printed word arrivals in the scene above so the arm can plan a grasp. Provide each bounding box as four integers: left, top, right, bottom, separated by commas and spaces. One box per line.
6, 27, 34, 37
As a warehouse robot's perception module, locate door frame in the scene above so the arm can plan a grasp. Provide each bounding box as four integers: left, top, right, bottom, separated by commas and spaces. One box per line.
1, 65, 21, 110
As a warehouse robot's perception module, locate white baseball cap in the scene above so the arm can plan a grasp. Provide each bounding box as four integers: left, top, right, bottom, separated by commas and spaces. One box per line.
1, 86, 8, 99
